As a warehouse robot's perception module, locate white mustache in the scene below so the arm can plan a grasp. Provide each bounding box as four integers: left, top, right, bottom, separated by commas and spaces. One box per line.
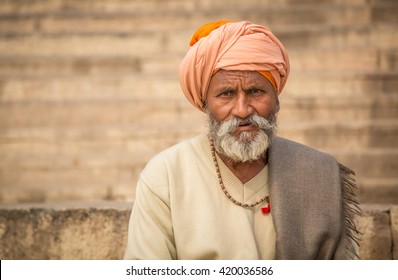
216, 115, 275, 137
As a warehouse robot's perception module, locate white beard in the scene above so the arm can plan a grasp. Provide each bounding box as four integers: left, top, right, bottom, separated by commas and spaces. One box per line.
208, 114, 277, 163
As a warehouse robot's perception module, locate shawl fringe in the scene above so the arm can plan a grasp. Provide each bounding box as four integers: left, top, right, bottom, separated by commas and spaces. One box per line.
338, 163, 362, 259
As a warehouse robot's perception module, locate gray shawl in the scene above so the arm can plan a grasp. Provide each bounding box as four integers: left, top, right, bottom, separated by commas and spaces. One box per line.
268, 137, 360, 259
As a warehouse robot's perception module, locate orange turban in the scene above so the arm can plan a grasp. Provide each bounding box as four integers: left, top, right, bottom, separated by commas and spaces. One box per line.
179, 20, 290, 111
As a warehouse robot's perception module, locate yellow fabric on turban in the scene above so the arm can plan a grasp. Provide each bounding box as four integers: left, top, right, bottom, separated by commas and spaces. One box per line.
189, 20, 233, 46
179, 20, 290, 111
258, 70, 277, 90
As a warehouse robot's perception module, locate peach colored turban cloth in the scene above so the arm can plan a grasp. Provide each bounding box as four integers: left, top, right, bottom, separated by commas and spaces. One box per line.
179, 20, 290, 111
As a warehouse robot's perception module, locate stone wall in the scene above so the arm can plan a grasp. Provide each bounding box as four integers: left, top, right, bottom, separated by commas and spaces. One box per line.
0, 202, 396, 260
1, 0, 397, 205
0, 201, 131, 260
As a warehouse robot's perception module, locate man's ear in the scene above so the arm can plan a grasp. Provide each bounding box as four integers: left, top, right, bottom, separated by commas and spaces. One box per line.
275, 97, 280, 114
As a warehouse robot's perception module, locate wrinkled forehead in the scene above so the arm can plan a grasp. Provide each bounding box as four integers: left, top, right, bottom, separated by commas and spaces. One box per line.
210, 70, 270, 88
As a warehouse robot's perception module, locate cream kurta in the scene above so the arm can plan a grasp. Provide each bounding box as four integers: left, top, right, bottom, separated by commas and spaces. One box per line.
124, 134, 276, 260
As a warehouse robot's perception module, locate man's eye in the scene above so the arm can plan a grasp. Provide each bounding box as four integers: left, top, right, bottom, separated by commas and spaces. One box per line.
249, 88, 263, 94
219, 91, 233, 97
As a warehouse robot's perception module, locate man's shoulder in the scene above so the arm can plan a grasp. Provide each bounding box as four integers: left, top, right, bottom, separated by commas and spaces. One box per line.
142, 134, 207, 174
271, 136, 338, 169
153, 133, 206, 160
272, 136, 334, 159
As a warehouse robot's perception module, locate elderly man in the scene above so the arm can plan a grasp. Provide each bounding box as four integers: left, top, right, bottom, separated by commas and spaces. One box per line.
124, 20, 360, 260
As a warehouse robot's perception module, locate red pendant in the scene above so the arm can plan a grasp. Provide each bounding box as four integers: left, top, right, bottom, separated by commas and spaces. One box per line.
261, 204, 270, 215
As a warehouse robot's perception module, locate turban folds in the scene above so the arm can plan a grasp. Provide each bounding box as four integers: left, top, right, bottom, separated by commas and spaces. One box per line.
179, 21, 290, 111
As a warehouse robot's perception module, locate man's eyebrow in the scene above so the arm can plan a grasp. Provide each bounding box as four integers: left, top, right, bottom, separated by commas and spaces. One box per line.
215, 84, 235, 92
242, 81, 265, 90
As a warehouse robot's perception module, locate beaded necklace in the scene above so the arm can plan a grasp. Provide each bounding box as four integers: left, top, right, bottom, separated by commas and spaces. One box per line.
209, 138, 270, 210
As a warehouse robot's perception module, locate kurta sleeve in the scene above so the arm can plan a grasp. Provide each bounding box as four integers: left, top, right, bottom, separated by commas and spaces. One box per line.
123, 175, 176, 260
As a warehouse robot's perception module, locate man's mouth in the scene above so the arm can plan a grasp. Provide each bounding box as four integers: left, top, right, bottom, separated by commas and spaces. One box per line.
238, 120, 252, 127
235, 120, 258, 133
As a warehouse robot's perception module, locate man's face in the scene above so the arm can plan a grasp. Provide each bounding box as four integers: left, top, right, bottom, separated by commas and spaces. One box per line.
205, 70, 277, 121
206, 70, 278, 137
205, 70, 279, 162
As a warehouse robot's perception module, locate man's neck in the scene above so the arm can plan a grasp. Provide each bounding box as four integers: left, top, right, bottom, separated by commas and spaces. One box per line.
216, 152, 267, 184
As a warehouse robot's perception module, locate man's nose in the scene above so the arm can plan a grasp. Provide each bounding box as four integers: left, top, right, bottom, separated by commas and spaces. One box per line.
232, 93, 254, 118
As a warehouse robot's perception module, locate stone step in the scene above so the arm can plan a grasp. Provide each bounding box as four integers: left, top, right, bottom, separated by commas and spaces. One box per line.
3, 4, 397, 36
279, 96, 398, 121
0, 5, 383, 34
276, 24, 398, 50
0, 56, 145, 77
279, 120, 398, 149
0, 96, 397, 128
0, 98, 203, 128
0, 119, 397, 159
1, 124, 397, 173
0, 166, 138, 203
289, 49, 398, 72
0, 75, 183, 101
1, 0, 392, 15
328, 148, 398, 180
284, 71, 398, 97
0, 32, 167, 57
0, 0, 380, 14
0, 149, 397, 203
0, 152, 148, 203
1, 0, 195, 14
1, 71, 397, 104
1, 48, 398, 77
0, 125, 204, 160
0, 25, 396, 58
359, 178, 398, 204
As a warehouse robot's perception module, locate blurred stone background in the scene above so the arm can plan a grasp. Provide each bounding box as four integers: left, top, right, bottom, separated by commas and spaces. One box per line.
0, 0, 397, 259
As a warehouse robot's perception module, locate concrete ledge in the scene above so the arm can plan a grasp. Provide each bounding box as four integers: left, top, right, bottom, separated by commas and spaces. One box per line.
357, 204, 394, 259
0, 202, 396, 260
0, 201, 131, 260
